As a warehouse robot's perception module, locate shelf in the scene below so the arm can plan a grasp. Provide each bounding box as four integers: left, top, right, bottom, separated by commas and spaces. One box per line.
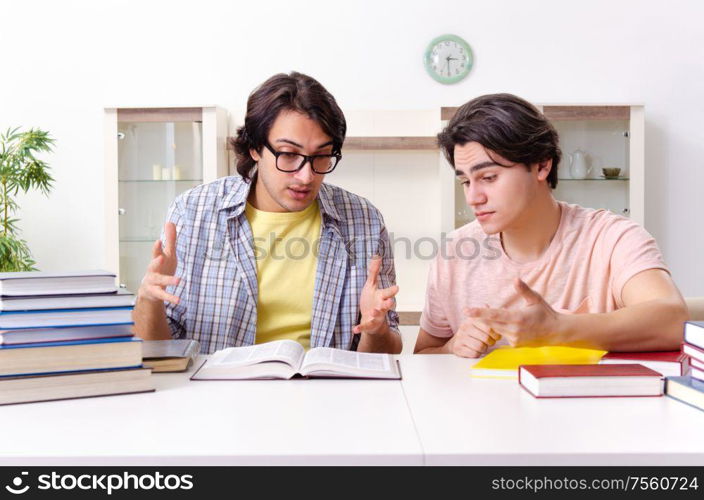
398, 311, 421, 326
118, 179, 202, 183
441, 105, 630, 122
343, 137, 438, 151
543, 106, 630, 121
558, 177, 629, 181
225, 136, 438, 151
117, 108, 203, 123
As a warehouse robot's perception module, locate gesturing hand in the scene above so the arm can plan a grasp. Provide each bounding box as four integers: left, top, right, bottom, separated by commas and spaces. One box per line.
353, 255, 399, 336
446, 312, 501, 358
465, 279, 561, 347
137, 222, 181, 305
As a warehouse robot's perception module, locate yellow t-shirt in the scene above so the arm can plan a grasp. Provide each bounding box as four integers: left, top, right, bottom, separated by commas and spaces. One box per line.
245, 200, 321, 349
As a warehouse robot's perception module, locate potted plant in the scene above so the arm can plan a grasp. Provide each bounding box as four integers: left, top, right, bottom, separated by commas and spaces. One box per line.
0, 127, 55, 271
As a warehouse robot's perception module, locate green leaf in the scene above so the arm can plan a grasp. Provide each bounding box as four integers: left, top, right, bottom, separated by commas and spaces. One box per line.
0, 234, 36, 271
0, 125, 55, 262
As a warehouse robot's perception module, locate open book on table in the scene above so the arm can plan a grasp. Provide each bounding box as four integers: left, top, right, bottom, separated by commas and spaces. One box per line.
190, 339, 401, 380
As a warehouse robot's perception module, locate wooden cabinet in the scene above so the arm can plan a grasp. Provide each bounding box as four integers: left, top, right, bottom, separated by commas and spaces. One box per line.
103, 107, 229, 292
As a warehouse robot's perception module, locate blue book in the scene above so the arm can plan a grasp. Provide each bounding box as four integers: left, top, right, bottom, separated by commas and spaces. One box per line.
0, 337, 143, 378
0, 336, 138, 349
0, 323, 134, 345
684, 321, 704, 350
0, 289, 135, 312
666, 376, 704, 413
0, 306, 134, 330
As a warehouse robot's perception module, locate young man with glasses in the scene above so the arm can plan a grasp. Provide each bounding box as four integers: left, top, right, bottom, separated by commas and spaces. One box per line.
133, 72, 401, 354
415, 93, 688, 357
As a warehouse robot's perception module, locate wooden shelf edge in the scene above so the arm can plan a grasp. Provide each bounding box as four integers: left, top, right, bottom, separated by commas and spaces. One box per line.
543, 106, 630, 121
398, 311, 421, 326
343, 137, 438, 150
117, 108, 203, 123
442, 105, 630, 122
441, 107, 459, 121
226, 136, 438, 151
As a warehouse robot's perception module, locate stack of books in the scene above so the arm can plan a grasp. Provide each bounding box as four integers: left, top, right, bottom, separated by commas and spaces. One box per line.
665, 321, 704, 412
681, 321, 704, 381
599, 350, 689, 377
0, 270, 154, 405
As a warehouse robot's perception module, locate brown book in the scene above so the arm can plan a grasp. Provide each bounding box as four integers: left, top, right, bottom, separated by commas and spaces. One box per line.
0, 367, 154, 406
0, 338, 143, 377
142, 339, 200, 372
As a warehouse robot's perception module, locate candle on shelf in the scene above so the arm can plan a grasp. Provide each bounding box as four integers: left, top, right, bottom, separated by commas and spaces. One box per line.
152, 164, 162, 180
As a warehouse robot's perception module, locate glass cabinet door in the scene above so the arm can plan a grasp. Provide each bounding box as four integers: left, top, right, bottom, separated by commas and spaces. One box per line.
452, 106, 637, 229
117, 120, 203, 292
551, 116, 630, 217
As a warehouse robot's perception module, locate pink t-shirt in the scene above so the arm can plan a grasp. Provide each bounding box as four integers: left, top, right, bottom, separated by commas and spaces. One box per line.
420, 201, 670, 338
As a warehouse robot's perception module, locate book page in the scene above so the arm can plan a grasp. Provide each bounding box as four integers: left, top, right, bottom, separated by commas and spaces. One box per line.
210, 340, 305, 369
300, 347, 395, 377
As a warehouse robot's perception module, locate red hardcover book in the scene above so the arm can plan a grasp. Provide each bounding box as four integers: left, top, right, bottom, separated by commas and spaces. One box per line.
683, 343, 704, 364
599, 350, 689, 377
519, 364, 664, 398
691, 357, 704, 371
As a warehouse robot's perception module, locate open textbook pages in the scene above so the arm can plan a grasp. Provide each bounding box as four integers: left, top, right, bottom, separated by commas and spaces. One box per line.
190, 339, 401, 380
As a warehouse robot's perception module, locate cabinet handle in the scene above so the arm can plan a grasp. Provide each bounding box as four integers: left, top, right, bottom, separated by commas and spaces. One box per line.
118, 208, 126, 215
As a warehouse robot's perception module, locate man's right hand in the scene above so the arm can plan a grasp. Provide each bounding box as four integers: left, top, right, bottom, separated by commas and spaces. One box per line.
445, 308, 501, 358
137, 222, 181, 305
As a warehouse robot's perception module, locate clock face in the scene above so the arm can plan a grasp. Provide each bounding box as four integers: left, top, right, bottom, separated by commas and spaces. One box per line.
424, 34, 473, 84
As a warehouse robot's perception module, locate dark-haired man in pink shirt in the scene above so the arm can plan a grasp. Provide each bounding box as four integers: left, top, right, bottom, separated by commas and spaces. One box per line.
415, 93, 687, 357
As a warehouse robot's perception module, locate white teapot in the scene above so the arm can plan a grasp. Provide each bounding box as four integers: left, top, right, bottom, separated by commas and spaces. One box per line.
568, 149, 591, 179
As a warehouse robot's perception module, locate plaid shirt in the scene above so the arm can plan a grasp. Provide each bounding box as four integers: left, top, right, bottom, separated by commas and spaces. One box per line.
163, 175, 400, 354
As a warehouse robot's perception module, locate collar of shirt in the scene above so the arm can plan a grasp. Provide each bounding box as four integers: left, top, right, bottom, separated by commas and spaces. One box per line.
217, 177, 342, 224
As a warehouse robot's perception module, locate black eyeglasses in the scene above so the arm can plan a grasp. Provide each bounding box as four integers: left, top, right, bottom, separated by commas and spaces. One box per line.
264, 142, 342, 174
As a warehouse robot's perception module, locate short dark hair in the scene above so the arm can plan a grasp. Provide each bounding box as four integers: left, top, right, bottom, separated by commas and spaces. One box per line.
437, 93, 561, 189
230, 72, 347, 181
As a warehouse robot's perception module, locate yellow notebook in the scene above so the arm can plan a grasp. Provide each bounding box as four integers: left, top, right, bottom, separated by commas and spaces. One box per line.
470, 346, 607, 379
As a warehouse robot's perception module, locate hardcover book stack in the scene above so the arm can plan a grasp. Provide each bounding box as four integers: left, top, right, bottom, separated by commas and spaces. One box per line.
665, 321, 704, 412
0, 270, 153, 405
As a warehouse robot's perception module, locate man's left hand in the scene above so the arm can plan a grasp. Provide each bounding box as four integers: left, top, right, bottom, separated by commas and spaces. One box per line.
466, 278, 562, 346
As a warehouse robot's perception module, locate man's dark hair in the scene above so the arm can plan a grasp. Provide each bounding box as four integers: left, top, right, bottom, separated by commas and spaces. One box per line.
230, 72, 347, 181
437, 93, 561, 189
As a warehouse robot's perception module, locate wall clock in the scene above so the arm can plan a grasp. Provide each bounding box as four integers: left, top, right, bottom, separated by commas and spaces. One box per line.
424, 34, 473, 84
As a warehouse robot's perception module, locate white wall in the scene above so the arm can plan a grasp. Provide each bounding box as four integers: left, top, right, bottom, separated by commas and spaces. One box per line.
2, 0, 704, 296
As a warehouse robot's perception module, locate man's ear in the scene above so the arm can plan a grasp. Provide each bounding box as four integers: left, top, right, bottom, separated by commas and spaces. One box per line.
536, 158, 553, 182
250, 148, 261, 162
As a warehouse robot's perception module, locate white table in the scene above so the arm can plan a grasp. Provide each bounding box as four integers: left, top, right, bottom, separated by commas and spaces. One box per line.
3, 353, 704, 465
0, 357, 422, 465
399, 355, 704, 465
